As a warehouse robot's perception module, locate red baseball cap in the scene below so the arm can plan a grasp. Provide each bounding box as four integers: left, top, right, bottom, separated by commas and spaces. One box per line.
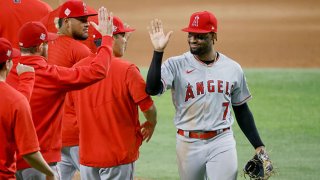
0, 38, 20, 63
59, 0, 97, 18
182, 11, 218, 33
92, 16, 135, 40
18, 21, 59, 48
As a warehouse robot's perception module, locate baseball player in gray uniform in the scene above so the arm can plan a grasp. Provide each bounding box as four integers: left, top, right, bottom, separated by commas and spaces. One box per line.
146, 11, 270, 180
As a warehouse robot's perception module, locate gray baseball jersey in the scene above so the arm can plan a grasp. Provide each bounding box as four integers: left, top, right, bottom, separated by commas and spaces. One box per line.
160, 51, 252, 131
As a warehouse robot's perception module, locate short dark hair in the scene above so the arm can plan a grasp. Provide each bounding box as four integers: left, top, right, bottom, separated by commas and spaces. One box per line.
58, 18, 63, 29
0, 61, 5, 70
20, 46, 38, 54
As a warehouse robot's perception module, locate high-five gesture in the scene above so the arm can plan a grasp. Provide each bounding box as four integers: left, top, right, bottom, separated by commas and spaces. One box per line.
90, 7, 113, 37
148, 19, 173, 52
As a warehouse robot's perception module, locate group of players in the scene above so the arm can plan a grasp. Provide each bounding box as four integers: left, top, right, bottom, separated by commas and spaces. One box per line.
0, 0, 270, 180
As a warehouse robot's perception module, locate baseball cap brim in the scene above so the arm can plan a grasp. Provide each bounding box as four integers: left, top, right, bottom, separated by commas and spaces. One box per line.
114, 28, 135, 35
47, 32, 59, 42
11, 48, 21, 58
182, 27, 212, 33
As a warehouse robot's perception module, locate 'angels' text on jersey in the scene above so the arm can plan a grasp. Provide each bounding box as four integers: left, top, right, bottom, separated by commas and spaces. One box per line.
185, 80, 233, 102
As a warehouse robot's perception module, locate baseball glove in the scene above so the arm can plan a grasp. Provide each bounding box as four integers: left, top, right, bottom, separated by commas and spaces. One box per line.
243, 149, 274, 180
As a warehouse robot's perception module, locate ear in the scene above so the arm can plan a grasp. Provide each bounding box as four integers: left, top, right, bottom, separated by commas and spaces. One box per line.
5, 59, 12, 71
37, 43, 44, 53
62, 18, 70, 28
211, 32, 217, 44
213, 33, 218, 41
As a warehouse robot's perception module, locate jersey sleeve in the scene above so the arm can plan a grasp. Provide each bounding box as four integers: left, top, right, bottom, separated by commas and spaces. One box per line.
17, 72, 35, 101
231, 69, 252, 106
160, 58, 175, 93
126, 64, 151, 104
14, 98, 40, 156
50, 36, 113, 91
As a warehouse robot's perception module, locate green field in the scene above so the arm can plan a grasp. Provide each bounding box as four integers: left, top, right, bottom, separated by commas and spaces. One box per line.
135, 68, 320, 180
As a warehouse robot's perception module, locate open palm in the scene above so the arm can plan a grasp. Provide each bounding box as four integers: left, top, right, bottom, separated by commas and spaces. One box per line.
148, 19, 173, 52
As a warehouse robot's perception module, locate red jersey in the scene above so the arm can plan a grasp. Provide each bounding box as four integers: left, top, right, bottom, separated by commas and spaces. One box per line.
72, 57, 153, 167
6, 36, 113, 170
47, 34, 92, 147
48, 35, 91, 68
0, 0, 52, 48
61, 93, 79, 147
0, 81, 39, 179
41, 5, 98, 53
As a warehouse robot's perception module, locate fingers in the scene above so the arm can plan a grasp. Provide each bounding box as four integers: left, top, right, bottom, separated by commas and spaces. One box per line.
166, 31, 174, 40
89, 21, 98, 31
97, 6, 113, 37
140, 121, 155, 143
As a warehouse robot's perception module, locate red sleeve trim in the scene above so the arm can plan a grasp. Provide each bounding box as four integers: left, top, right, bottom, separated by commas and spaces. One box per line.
138, 96, 154, 112
232, 95, 252, 106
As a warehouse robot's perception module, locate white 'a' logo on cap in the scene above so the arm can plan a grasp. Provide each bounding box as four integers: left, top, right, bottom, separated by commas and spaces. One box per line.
65, 8, 71, 16
40, 33, 46, 40
83, 3, 88, 13
6, 50, 12, 57
113, 25, 117, 33
192, 15, 199, 27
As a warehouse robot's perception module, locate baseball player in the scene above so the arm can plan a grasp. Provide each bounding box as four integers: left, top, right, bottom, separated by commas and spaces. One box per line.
68, 16, 157, 180
41, 0, 98, 53
0, 38, 57, 180
45, 1, 98, 179
6, 7, 114, 180
0, 0, 52, 49
146, 11, 269, 180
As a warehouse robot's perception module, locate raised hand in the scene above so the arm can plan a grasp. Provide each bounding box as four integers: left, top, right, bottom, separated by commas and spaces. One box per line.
148, 19, 173, 52
124, 23, 132, 41
90, 7, 113, 37
16, 63, 35, 76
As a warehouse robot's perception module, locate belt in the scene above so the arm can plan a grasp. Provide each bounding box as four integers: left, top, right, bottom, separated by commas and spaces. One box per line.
177, 127, 230, 139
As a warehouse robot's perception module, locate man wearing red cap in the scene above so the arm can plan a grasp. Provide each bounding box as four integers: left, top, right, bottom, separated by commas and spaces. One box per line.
65, 16, 157, 179
0, 0, 52, 49
43, 1, 99, 179
146, 11, 271, 180
41, 0, 98, 53
0, 38, 57, 180
6, 7, 114, 180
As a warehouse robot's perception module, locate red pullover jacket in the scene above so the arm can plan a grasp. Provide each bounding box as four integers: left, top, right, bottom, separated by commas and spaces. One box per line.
6, 36, 113, 170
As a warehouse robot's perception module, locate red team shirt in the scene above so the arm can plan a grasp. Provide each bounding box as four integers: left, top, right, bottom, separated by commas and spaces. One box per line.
0, 0, 52, 48
0, 81, 39, 179
41, 5, 98, 53
47, 35, 92, 147
72, 57, 153, 167
6, 36, 113, 170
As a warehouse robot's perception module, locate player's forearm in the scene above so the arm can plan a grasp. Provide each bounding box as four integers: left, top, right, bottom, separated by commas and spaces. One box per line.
88, 35, 113, 78
146, 51, 164, 95
233, 103, 265, 149
143, 104, 157, 125
22, 151, 55, 177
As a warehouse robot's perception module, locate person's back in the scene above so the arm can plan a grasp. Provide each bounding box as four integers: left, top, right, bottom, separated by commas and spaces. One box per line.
71, 16, 157, 179
74, 57, 146, 166
0, 82, 35, 179
0, 37, 57, 180
0, 0, 52, 48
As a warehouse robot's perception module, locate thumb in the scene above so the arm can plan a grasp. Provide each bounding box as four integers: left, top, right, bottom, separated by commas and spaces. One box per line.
166, 31, 173, 40
89, 21, 99, 31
